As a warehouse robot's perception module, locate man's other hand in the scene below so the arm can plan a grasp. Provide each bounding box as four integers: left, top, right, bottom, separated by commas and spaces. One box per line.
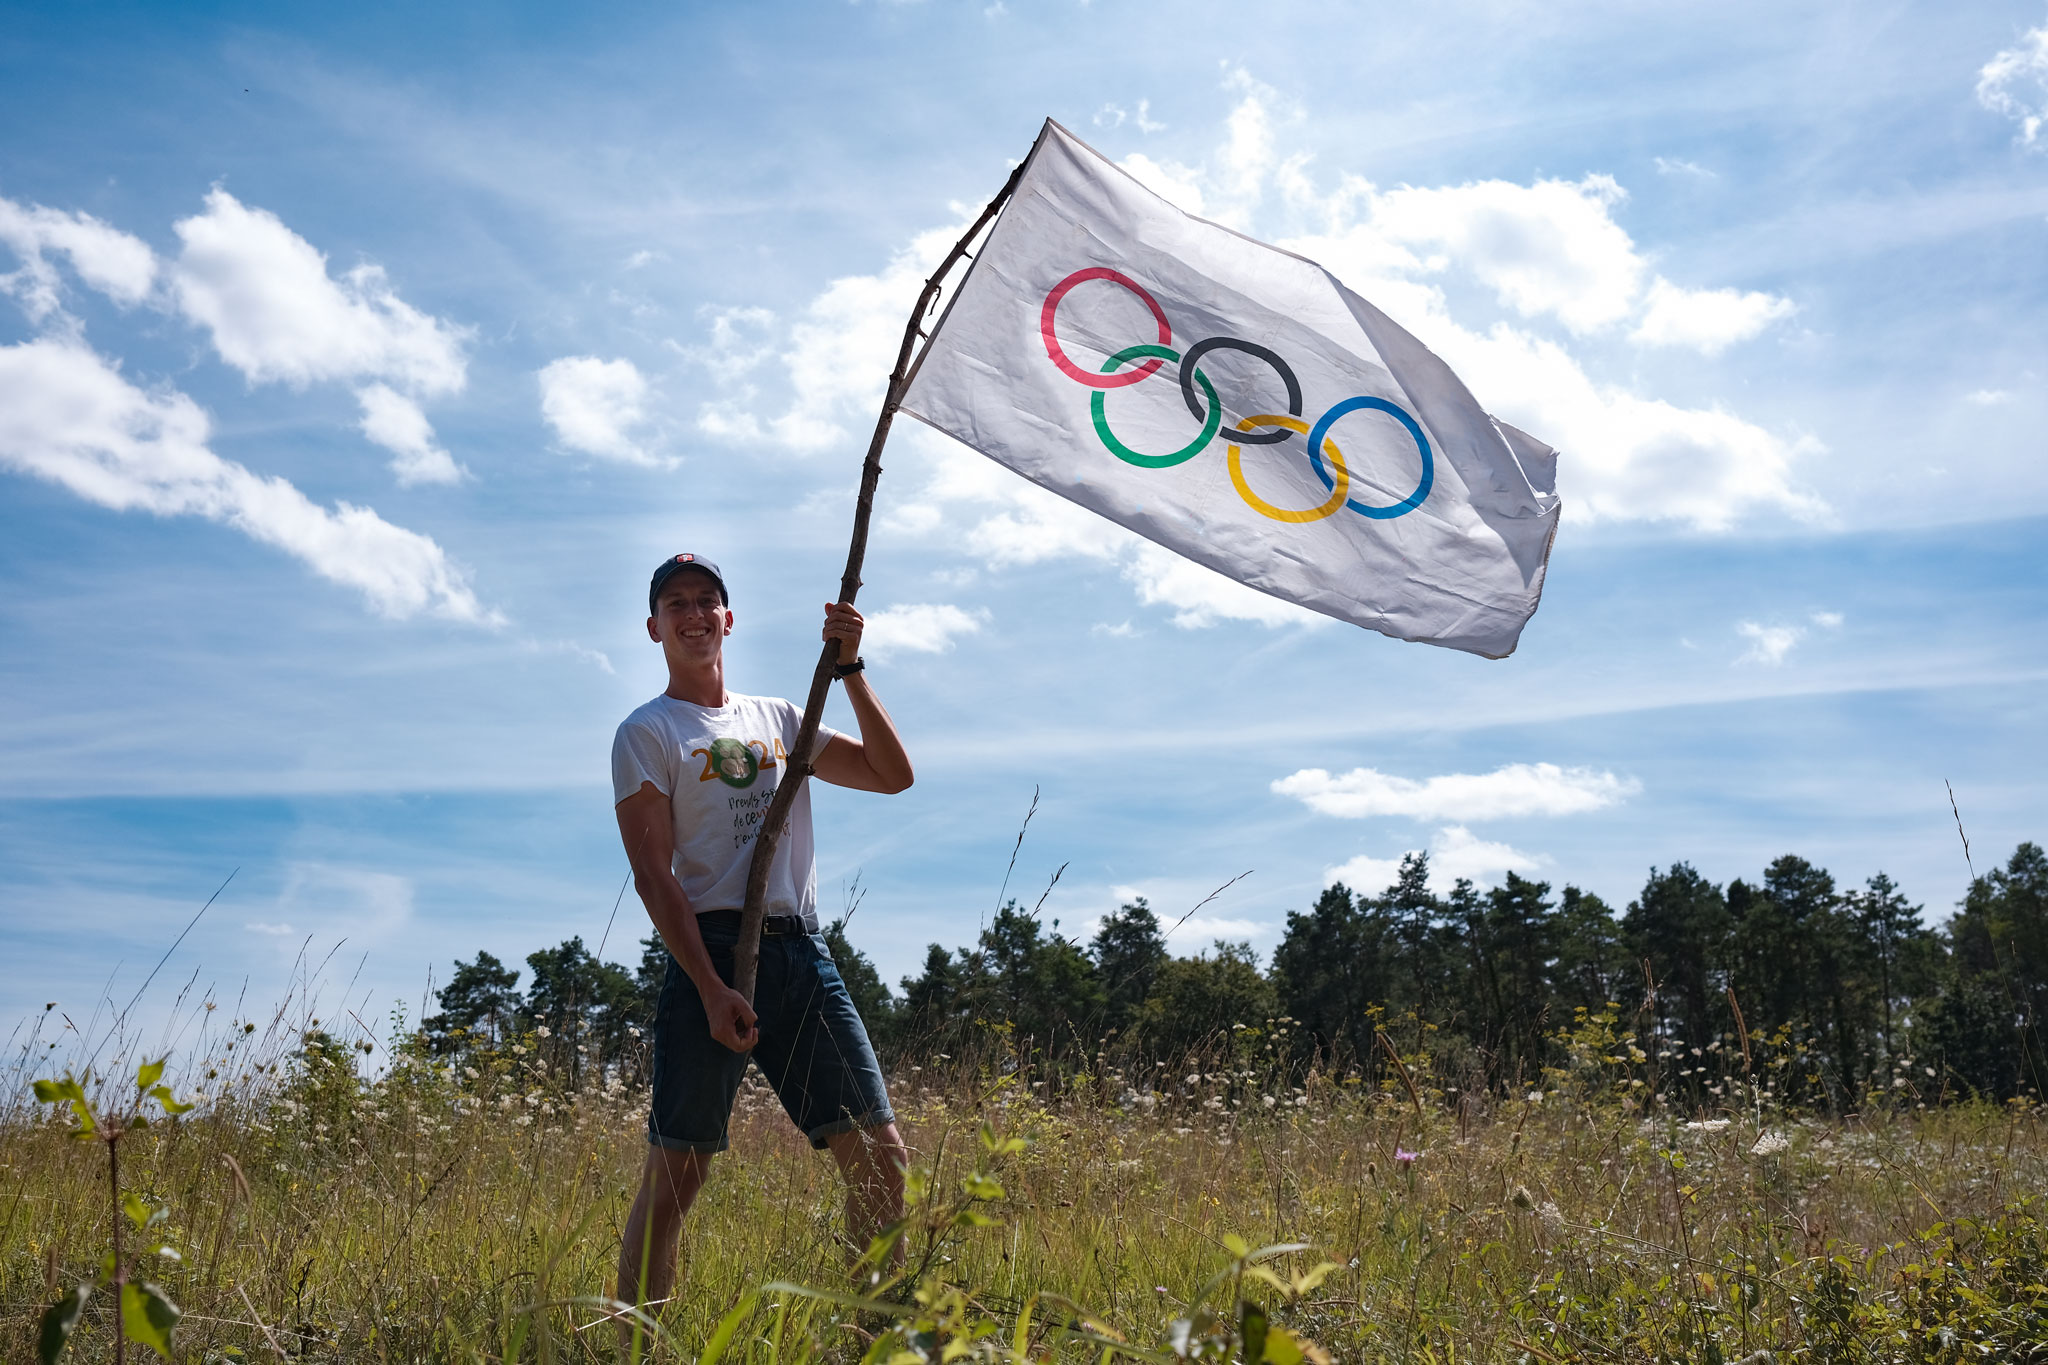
706, 983, 760, 1052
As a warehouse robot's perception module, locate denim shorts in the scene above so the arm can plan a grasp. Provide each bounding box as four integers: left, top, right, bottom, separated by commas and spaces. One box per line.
648, 911, 894, 1154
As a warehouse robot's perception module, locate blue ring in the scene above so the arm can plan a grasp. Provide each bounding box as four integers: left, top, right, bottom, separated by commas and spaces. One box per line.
1306, 396, 1433, 519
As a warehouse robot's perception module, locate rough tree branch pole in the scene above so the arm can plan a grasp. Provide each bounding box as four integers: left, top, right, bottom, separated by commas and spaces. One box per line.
732, 159, 1027, 1006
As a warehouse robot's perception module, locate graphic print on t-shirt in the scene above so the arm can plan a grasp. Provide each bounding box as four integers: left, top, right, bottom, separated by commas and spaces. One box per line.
701, 737, 759, 787
692, 736, 796, 789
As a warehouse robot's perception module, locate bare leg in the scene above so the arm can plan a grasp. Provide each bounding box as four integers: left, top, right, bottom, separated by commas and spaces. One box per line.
825, 1122, 908, 1272
616, 1145, 714, 1334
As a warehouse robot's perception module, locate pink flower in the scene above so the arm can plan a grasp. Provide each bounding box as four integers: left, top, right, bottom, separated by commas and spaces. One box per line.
1395, 1147, 1420, 1166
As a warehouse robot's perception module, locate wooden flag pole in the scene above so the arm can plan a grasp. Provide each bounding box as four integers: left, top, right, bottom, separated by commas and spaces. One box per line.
732, 158, 1027, 1006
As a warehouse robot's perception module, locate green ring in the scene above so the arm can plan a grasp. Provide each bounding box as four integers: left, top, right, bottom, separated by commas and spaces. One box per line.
1089, 343, 1222, 469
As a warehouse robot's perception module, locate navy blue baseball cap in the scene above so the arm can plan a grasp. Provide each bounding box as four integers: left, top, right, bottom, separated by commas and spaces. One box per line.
648, 554, 728, 613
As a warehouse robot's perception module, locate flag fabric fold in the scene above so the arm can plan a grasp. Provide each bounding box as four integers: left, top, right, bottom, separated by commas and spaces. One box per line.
900, 119, 1562, 659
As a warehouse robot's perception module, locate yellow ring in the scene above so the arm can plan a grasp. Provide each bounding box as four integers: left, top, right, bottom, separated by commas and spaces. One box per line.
1226, 414, 1349, 523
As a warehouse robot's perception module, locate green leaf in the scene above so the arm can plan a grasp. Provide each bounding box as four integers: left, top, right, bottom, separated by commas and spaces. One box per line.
123, 1191, 151, 1229
695, 1291, 757, 1365
1222, 1233, 1252, 1259
136, 1057, 166, 1091
122, 1281, 180, 1358
1244, 1266, 1290, 1294
38, 1284, 91, 1365
961, 1173, 1005, 1200
1261, 1328, 1305, 1365
35, 1078, 95, 1135
1290, 1262, 1343, 1296
149, 1086, 194, 1116
129, 1114, 150, 1130
1246, 1242, 1315, 1266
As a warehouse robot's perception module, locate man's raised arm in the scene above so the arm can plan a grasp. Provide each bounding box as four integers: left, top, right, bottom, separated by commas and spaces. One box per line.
810, 601, 915, 794
616, 782, 759, 1051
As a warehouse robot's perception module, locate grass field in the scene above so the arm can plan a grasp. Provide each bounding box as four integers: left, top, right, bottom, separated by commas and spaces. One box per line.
8, 1002, 2048, 1363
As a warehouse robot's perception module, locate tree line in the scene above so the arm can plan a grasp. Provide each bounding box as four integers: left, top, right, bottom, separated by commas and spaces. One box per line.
420, 840, 2048, 1108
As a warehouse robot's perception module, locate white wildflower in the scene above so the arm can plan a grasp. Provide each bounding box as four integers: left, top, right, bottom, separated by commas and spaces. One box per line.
1750, 1131, 1791, 1158
1684, 1119, 1731, 1133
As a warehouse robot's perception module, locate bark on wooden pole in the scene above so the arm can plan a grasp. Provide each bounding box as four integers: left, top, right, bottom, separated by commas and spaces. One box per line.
732, 159, 1026, 1006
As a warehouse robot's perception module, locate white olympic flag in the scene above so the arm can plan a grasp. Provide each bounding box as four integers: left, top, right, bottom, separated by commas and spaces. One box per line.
899, 120, 1562, 658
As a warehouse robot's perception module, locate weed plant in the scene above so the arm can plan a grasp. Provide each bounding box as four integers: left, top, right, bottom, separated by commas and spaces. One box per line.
6, 994, 2047, 1362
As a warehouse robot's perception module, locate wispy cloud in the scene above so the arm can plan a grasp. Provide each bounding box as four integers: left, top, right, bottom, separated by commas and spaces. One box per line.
1735, 620, 1803, 666
1652, 156, 1716, 180
1273, 762, 1639, 821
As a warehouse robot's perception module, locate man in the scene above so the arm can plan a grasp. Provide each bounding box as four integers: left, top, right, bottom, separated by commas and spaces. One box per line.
612, 553, 913, 1317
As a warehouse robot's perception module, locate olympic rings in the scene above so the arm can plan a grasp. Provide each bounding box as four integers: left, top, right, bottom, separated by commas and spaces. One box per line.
1180, 338, 1301, 445
1227, 415, 1350, 523
1306, 397, 1434, 520
1041, 267, 1171, 388
1040, 267, 1433, 522
1091, 344, 1222, 468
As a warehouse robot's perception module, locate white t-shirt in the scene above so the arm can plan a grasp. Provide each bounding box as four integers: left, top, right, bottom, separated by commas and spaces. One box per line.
611, 692, 840, 928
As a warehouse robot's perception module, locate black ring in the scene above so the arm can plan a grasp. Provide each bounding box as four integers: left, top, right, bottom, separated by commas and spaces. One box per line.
1179, 337, 1303, 445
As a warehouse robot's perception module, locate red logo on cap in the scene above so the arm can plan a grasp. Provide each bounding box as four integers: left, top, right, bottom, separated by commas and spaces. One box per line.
676, 554, 694, 563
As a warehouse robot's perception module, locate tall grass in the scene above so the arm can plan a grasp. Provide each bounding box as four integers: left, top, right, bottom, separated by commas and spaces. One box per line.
8, 989, 2047, 1362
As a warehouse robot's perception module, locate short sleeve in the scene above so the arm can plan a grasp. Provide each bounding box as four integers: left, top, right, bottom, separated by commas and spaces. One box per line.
779, 699, 839, 761
612, 716, 674, 805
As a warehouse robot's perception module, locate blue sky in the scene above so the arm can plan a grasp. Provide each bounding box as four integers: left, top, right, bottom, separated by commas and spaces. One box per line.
4, 0, 2046, 1048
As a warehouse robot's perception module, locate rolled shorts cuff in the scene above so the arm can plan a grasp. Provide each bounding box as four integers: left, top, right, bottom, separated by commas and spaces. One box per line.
804, 1106, 897, 1150
648, 1129, 729, 1155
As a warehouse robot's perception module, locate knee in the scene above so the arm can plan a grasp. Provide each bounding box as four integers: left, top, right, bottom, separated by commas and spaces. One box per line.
641, 1148, 712, 1216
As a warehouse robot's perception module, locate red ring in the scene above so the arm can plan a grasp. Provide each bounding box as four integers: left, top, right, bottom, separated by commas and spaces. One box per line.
1040, 267, 1172, 389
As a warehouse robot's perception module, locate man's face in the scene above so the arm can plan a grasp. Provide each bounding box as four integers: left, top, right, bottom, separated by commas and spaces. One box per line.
648, 570, 731, 663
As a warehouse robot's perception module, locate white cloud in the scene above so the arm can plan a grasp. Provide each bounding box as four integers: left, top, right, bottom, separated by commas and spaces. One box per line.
1326, 825, 1547, 893
1124, 542, 1327, 629
170, 190, 468, 396
1979, 18, 2048, 146
1368, 174, 1644, 333
859, 602, 989, 660
1631, 277, 1796, 355
244, 921, 297, 937
1735, 620, 1802, 666
1965, 388, 2014, 405
689, 304, 777, 384
1810, 610, 1844, 629
1273, 761, 1639, 821
357, 382, 463, 486
0, 195, 157, 322
0, 336, 495, 623
537, 355, 657, 464
1092, 620, 1137, 638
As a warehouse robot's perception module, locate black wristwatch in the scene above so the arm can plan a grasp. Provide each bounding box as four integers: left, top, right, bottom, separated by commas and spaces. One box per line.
833, 657, 865, 679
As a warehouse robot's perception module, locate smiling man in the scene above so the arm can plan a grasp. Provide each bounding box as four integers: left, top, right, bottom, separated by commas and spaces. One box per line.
611, 553, 913, 1319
